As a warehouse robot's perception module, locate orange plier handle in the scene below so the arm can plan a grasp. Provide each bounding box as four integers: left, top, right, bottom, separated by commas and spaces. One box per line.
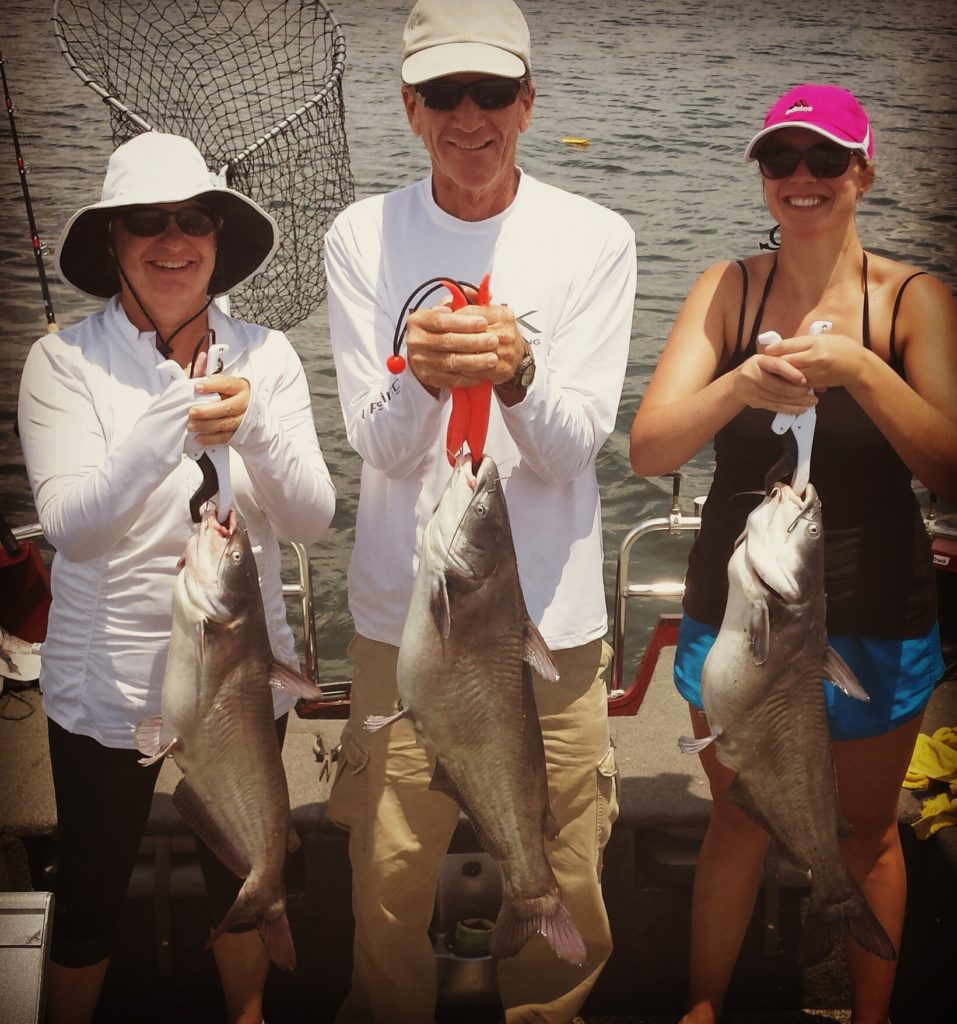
442, 274, 492, 467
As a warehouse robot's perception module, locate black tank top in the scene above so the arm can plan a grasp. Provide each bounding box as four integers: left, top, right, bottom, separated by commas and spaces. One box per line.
683, 254, 937, 638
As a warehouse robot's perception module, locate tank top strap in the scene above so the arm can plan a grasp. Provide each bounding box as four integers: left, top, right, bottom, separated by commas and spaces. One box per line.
734, 260, 749, 352
861, 251, 871, 349
744, 255, 778, 354
888, 271, 927, 375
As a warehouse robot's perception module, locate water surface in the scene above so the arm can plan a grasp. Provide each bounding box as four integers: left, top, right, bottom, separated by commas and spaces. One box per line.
2, 0, 955, 679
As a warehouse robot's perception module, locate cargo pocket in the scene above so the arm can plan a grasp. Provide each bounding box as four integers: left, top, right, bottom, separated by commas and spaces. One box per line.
328, 729, 370, 852
595, 741, 620, 876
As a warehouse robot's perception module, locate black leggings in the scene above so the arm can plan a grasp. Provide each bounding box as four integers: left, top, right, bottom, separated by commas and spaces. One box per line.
46, 715, 288, 968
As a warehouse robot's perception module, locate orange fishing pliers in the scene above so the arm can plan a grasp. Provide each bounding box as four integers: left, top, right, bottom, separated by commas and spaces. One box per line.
386, 273, 493, 468
441, 274, 491, 467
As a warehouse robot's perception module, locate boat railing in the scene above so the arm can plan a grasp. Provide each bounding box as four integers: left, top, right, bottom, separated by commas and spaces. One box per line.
607, 475, 702, 715
19, 489, 952, 719
10, 523, 44, 544
283, 542, 317, 684
9, 479, 705, 722
284, 541, 352, 718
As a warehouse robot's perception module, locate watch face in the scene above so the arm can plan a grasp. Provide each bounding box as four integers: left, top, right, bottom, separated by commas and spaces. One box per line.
519, 358, 536, 387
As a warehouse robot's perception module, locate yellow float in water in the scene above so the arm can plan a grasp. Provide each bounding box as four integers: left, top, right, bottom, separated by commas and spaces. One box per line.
561, 136, 590, 147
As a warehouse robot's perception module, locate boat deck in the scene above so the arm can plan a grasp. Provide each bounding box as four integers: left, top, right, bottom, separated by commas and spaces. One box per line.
2, 649, 955, 1022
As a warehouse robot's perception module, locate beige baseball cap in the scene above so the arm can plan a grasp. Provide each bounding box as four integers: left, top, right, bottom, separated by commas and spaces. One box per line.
401, 0, 531, 85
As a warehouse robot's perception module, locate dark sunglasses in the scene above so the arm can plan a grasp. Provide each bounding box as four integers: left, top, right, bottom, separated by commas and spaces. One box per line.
414, 76, 525, 112
755, 141, 857, 180
118, 206, 222, 237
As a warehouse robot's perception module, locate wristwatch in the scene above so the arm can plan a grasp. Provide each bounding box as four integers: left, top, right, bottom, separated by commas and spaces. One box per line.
501, 343, 536, 391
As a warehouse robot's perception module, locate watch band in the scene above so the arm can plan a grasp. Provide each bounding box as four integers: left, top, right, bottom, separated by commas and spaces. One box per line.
500, 344, 535, 391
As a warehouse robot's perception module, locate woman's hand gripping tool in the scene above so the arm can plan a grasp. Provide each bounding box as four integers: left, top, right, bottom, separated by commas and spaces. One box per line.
757, 320, 831, 496
186, 341, 233, 524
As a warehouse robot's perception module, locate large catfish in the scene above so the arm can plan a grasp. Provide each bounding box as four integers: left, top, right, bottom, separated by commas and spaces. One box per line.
368, 454, 586, 966
681, 483, 896, 965
135, 508, 321, 970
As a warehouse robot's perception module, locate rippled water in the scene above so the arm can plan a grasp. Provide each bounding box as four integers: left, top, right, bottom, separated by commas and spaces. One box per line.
2, 0, 955, 679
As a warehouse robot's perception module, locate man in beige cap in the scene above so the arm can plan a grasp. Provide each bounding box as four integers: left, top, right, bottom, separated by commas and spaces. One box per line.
324, 2, 636, 1021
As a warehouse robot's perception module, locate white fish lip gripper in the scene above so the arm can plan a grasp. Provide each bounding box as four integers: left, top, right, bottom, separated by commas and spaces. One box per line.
186, 342, 233, 524
757, 320, 831, 496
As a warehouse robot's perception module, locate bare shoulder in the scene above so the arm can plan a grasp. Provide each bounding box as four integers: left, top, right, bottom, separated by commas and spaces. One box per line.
682, 253, 777, 355
701, 251, 779, 302
736, 251, 778, 277
867, 251, 953, 302
865, 252, 955, 357
869, 258, 957, 400
674, 260, 738, 324
688, 255, 762, 300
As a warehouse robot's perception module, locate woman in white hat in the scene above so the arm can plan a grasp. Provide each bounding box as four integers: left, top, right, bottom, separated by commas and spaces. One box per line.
631, 84, 957, 1023
17, 132, 336, 1024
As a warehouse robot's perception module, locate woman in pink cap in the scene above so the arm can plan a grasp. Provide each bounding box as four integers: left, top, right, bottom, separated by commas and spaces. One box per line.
631, 84, 957, 1022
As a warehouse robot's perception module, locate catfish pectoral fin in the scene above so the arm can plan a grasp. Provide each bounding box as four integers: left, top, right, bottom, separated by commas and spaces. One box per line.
678, 732, 719, 755
523, 619, 560, 682
430, 572, 452, 639
270, 660, 324, 699
134, 715, 175, 765
364, 708, 408, 732
172, 778, 250, 880
748, 599, 770, 665
823, 646, 870, 701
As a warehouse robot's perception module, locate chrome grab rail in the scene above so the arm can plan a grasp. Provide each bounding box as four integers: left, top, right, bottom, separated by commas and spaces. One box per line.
11, 524, 44, 544
282, 541, 318, 686
609, 476, 702, 695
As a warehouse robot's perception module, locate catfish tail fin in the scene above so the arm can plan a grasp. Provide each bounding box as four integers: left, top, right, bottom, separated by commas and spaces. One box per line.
258, 908, 296, 972
491, 892, 586, 967
799, 889, 896, 966
208, 886, 297, 971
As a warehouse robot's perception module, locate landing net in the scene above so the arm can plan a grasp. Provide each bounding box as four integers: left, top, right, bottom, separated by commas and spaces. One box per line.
51, 0, 354, 330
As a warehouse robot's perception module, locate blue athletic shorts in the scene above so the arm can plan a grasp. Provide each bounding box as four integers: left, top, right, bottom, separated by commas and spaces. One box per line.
673, 614, 944, 741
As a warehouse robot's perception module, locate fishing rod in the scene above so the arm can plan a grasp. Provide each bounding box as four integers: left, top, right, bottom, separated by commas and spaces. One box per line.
1, 50, 58, 332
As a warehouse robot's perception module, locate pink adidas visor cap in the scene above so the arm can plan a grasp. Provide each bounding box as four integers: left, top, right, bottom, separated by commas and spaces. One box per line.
745, 84, 873, 161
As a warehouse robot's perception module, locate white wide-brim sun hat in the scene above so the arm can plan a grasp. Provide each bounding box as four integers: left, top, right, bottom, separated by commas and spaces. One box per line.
55, 132, 279, 300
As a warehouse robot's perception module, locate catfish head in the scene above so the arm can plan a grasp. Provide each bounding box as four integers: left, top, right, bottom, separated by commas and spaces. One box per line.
424, 454, 513, 587
179, 507, 260, 625
743, 483, 823, 605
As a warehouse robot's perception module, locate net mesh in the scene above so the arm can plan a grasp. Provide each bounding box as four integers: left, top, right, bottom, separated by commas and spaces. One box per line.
51, 0, 354, 330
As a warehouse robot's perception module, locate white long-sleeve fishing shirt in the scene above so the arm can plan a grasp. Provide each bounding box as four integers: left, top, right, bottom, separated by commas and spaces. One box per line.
325, 171, 636, 650
17, 298, 336, 747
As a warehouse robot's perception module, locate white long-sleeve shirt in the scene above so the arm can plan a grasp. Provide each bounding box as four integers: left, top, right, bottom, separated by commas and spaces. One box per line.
325, 171, 636, 650
17, 298, 336, 747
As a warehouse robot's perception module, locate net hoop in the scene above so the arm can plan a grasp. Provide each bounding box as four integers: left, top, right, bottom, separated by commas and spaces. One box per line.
50, 0, 354, 330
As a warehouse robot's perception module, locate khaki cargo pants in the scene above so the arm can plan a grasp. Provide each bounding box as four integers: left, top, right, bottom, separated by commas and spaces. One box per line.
329, 634, 619, 1024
